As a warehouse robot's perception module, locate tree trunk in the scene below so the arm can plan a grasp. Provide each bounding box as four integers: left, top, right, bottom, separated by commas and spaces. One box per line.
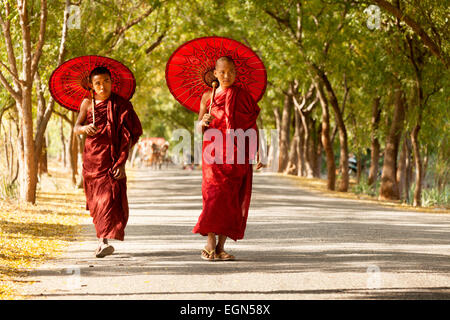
68, 113, 78, 185
9, 119, 16, 180
76, 133, 85, 189
0, 1, 48, 204
297, 123, 305, 176
285, 107, 299, 175
356, 152, 363, 185
313, 121, 322, 178
285, 134, 298, 175
368, 97, 381, 186
285, 103, 303, 176
319, 72, 349, 192
268, 108, 281, 172
422, 148, 428, 187
18, 95, 38, 203
35, 0, 70, 175
60, 116, 67, 167
278, 86, 293, 173
299, 109, 315, 178
405, 135, 413, 202
38, 136, 48, 176
314, 79, 335, 190
411, 124, 422, 206
397, 134, 407, 200
379, 85, 405, 201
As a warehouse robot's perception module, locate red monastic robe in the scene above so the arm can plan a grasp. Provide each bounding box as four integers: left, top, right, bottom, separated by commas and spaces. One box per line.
192, 86, 260, 241
83, 93, 142, 241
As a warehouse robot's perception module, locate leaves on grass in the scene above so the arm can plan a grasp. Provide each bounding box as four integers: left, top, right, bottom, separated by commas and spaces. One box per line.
0, 166, 89, 300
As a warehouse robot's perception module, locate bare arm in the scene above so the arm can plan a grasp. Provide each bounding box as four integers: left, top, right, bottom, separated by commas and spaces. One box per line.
73, 99, 98, 136
196, 91, 214, 134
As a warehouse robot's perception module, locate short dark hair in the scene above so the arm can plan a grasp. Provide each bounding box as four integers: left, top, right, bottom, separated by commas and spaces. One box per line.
215, 56, 235, 68
89, 66, 111, 82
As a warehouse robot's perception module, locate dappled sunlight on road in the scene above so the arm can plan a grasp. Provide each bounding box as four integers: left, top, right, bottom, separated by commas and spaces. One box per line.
21, 168, 450, 299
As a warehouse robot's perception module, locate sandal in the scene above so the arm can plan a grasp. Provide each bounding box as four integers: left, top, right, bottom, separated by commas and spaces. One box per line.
215, 250, 235, 261
201, 248, 215, 261
95, 244, 114, 258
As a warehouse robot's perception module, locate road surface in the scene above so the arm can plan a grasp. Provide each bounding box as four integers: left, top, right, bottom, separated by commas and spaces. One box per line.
22, 167, 450, 299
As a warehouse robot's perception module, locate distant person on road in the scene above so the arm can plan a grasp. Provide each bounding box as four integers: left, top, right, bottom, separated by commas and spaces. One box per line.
192, 56, 263, 261
74, 66, 143, 258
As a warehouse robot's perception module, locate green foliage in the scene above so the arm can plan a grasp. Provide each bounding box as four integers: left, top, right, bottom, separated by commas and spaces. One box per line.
352, 175, 380, 198
0, 0, 448, 203
420, 186, 450, 208
0, 176, 17, 200
406, 183, 450, 208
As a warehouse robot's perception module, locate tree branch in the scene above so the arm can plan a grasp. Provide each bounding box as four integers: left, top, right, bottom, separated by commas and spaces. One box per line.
31, 0, 47, 80
0, 69, 21, 100
52, 109, 72, 124
18, 0, 33, 84
265, 9, 298, 44
0, 2, 21, 93
106, 4, 156, 53
0, 60, 22, 85
295, 1, 303, 42
34, 0, 71, 157
373, 0, 448, 68
145, 31, 166, 54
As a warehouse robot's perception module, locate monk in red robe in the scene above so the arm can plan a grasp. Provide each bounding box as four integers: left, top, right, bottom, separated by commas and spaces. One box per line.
74, 67, 142, 258
192, 56, 263, 261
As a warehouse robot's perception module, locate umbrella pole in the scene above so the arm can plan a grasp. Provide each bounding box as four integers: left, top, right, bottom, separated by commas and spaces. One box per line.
208, 81, 218, 114
91, 90, 96, 126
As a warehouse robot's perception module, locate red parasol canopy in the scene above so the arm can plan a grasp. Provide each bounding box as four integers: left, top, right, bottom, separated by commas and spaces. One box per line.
49, 55, 136, 111
165, 36, 267, 113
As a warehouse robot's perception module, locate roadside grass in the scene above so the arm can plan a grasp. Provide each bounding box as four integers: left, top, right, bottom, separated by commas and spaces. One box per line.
279, 173, 449, 214
0, 163, 89, 300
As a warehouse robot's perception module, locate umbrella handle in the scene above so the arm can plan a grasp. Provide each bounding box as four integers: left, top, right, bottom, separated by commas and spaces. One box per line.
208, 81, 218, 114
91, 90, 96, 126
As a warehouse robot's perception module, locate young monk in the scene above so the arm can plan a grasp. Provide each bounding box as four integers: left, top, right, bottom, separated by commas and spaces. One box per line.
192, 56, 263, 261
74, 66, 143, 258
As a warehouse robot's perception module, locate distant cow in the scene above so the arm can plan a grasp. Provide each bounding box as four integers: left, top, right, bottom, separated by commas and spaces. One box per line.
135, 137, 167, 169
157, 142, 170, 169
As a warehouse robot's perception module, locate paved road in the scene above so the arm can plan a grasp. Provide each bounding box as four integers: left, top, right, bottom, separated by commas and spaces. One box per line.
22, 168, 450, 299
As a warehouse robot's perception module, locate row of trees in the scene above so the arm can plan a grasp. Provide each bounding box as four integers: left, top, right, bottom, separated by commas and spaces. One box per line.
0, 0, 448, 207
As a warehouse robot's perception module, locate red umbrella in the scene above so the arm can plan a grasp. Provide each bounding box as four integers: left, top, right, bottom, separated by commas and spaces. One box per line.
165, 36, 267, 113
49, 55, 136, 112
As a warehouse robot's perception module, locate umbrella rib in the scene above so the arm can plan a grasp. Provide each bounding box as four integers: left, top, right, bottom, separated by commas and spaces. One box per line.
191, 42, 213, 71
167, 62, 208, 79
230, 42, 245, 60
192, 41, 215, 72
62, 85, 87, 108
171, 77, 206, 92
172, 77, 206, 98
191, 93, 203, 111
52, 82, 82, 97
178, 77, 209, 101
180, 86, 205, 106
72, 58, 90, 83
175, 67, 206, 79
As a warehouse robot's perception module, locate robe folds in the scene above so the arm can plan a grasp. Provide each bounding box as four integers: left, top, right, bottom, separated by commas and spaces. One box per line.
192, 86, 260, 241
82, 93, 142, 241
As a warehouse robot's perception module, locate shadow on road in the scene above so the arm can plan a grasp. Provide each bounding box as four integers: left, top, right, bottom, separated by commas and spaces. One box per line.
24, 168, 450, 299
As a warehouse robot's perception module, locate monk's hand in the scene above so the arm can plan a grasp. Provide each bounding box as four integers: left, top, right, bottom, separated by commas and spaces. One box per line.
255, 153, 265, 170
256, 161, 265, 170
112, 165, 126, 180
201, 113, 214, 127
83, 124, 98, 136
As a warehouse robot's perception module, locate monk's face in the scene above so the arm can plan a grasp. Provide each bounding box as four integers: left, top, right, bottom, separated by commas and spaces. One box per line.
214, 60, 236, 89
91, 73, 112, 100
